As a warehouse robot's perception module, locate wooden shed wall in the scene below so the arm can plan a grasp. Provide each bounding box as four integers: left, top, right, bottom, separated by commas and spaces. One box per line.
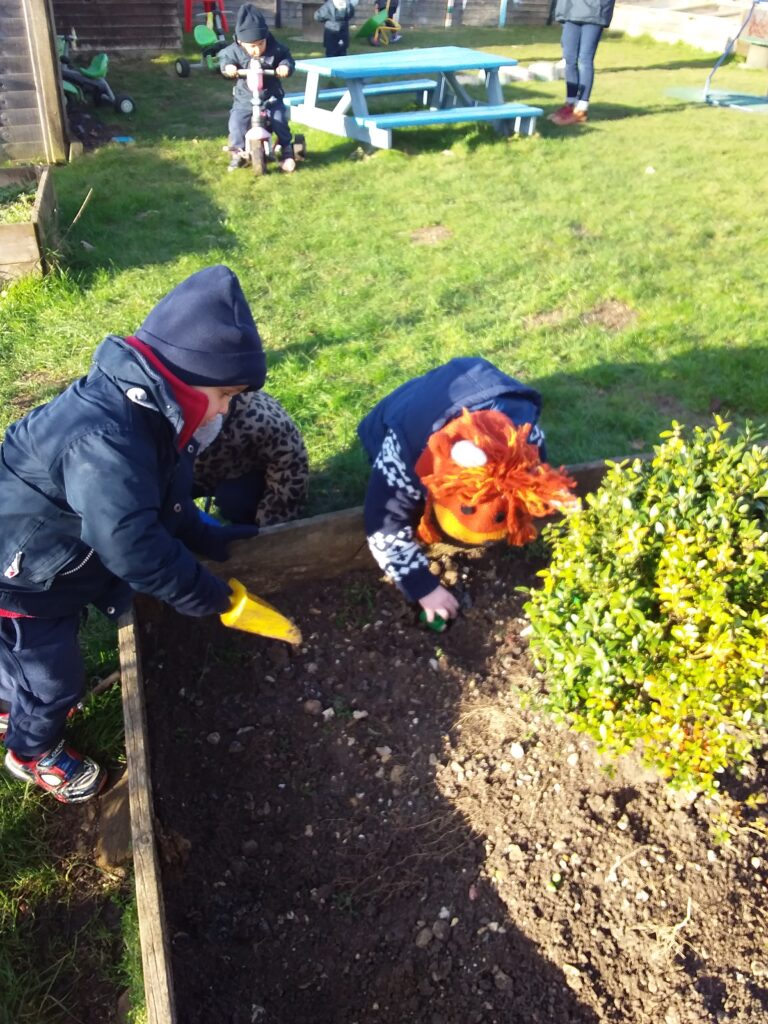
261, 0, 550, 35
399, 0, 551, 27
51, 0, 181, 53
0, 0, 68, 164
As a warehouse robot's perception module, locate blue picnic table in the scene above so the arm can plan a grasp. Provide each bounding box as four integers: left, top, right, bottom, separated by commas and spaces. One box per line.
285, 46, 543, 149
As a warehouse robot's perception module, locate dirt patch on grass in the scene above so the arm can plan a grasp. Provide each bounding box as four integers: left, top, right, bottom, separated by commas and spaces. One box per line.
410, 224, 453, 245
139, 547, 767, 1024
523, 308, 568, 330
66, 105, 123, 151
9, 371, 70, 413
581, 300, 637, 333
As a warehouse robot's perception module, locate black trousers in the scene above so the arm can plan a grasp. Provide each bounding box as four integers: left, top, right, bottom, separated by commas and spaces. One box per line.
324, 23, 350, 57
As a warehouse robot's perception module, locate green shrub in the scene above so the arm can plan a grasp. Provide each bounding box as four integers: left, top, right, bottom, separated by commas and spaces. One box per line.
526, 418, 768, 794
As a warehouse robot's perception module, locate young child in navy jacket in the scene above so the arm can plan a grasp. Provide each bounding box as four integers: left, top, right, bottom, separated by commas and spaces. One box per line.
0, 266, 265, 803
357, 357, 578, 624
314, 0, 359, 58
219, 4, 296, 173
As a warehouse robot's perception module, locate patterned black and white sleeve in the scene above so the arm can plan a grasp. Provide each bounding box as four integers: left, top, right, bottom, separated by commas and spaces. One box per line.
363, 431, 437, 603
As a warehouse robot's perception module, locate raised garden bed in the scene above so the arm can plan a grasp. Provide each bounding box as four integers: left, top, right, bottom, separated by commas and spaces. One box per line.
119, 462, 768, 1024
0, 166, 58, 283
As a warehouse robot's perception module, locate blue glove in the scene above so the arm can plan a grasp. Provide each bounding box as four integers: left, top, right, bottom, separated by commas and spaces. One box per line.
198, 523, 261, 562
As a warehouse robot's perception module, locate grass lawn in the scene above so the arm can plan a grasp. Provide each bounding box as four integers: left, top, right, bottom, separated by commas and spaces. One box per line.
1, 22, 767, 1023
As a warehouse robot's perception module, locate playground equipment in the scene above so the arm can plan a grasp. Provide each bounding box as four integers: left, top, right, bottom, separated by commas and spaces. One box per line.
184, 0, 229, 33
176, 4, 229, 77
356, 2, 401, 46
703, 0, 768, 112
57, 30, 136, 114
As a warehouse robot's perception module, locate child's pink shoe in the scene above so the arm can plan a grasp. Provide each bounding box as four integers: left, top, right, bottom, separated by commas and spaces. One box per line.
281, 157, 296, 174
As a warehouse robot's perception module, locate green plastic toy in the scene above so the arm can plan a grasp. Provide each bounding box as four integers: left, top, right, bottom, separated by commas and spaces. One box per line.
355, 9, 389, 40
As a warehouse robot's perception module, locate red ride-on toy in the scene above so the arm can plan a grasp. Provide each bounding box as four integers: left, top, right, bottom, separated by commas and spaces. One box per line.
176, 6, 229, 77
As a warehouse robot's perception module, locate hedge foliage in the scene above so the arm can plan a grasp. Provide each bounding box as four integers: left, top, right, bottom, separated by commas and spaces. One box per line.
526, 419, 768, 794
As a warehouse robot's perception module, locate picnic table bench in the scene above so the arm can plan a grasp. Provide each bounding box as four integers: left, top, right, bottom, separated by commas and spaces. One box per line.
287, 46, 543, 149
283, 78, 439, 108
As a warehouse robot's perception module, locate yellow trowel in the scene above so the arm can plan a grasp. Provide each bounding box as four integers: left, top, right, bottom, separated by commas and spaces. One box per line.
220, 578, 302, 645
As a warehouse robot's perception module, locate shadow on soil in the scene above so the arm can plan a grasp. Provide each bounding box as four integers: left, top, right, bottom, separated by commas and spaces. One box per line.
139, 573, 603, 1024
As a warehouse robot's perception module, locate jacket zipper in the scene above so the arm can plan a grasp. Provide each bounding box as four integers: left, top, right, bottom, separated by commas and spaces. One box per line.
59, 548, 95, 576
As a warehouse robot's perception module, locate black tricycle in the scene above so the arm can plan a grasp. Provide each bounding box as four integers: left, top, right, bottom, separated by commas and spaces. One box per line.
57, 30, 136, 115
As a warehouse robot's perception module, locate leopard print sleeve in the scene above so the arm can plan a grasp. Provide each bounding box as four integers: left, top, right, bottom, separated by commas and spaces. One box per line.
193, 391, 309, 526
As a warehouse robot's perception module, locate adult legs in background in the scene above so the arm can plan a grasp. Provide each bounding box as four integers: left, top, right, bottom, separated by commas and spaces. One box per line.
550, 21, 604, 125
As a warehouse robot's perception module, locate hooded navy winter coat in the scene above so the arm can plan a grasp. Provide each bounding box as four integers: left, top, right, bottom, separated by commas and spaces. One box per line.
357, 357, 545, 602
218, 34, 295, 107
0, 270, 265, 620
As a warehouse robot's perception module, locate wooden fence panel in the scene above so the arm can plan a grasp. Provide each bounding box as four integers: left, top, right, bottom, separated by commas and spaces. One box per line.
0, 0, 67, 164
52, 0, 182, 53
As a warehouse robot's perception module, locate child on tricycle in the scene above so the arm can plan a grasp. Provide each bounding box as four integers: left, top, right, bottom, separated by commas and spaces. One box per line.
219, 4, 297, 174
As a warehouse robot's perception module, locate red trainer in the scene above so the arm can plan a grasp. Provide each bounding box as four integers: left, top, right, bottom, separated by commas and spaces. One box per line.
548, 105, 588, 126
5, 740, 106, 803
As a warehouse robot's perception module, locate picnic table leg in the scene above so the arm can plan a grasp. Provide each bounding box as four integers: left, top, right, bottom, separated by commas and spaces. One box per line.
485, 68, 511, 136
485, 69, 504, 106
305, 71, 321, 108
332, 90, 354, 115
347, 80, 371, 118
442, 71, 477, 108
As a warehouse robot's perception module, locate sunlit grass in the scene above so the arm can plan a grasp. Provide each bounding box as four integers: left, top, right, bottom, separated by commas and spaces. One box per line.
1, 22, 767, 1022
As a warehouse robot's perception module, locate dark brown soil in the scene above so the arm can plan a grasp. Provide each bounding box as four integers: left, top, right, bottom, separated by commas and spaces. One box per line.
140, 547, 768, 1024
66, 104, 123, 150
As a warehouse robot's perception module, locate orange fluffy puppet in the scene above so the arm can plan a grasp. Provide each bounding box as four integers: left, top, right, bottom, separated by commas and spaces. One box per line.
414, 408, 580, 547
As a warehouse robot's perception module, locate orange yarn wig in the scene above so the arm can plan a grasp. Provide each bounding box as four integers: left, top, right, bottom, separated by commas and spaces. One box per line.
414, 408, 579, 546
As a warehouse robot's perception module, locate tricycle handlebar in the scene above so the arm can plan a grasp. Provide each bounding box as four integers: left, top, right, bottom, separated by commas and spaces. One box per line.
235, 67, 277, 76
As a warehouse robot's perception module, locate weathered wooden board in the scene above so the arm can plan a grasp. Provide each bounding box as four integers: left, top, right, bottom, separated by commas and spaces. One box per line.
0, 166, 58, 282
212, 456, 614, 594
51, 0, 181, 52
0, 0, 68, 164
119, 611, 176, 1024
120, 454, 617, 1023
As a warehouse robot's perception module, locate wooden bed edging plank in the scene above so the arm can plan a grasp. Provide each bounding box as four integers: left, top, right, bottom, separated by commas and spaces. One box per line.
121, 453, 622, 1020
119, 611, 176, 1024
214, 455, 616, 594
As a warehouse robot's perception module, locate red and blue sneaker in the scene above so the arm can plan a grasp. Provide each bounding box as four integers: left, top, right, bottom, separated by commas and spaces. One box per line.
4, 740, 106, 803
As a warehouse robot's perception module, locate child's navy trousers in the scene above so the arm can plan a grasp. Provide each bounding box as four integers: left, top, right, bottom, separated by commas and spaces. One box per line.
228, 100, 293, 155
324, 24, 350, 57
0, 614, 84, 758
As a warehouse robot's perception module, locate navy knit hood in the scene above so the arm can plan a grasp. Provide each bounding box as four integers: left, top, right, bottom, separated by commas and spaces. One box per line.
134, 265, 266, 389
235, 3, 269, 41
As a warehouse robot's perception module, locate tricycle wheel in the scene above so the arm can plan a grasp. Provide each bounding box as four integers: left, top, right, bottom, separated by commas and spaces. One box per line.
175, 58, 191, 78
293, 134, 307, 160
114, 93, 136, 115
251, 143, 267, 177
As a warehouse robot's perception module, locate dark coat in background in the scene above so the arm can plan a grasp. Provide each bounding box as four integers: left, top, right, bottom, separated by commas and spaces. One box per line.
554, 0, 615, 26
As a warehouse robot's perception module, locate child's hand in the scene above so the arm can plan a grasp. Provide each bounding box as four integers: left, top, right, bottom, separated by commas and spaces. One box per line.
276, 65, 290, 78
222, 63, 238, 78
419, 584, 459, 623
